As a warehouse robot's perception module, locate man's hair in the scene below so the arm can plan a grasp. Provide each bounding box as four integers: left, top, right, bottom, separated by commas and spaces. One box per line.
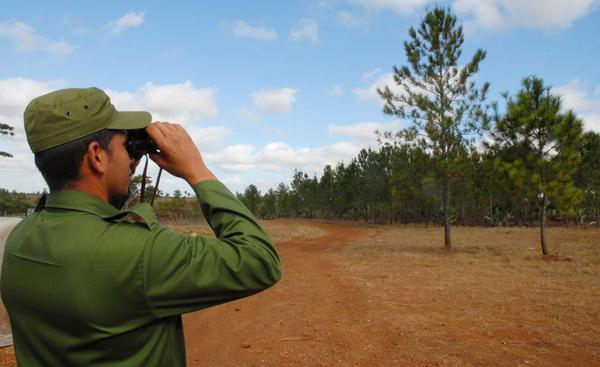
34, 129, 120, 192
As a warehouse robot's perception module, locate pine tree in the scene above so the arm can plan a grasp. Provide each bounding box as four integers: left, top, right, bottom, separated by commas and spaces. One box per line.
240, 184, 261, 216
491, 76, 583, 255
378, 6, 490, 249
1, 122, 15, 158
577, 131, 600, 227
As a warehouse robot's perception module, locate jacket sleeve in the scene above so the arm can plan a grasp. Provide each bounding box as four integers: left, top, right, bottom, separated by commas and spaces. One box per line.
141, 180, 281, 318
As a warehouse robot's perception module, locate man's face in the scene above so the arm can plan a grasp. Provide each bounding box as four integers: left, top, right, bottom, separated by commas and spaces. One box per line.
105, 132, 137, 208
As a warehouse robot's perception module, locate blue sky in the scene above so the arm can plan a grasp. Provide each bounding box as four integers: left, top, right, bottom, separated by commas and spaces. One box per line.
1, 0, 600, 195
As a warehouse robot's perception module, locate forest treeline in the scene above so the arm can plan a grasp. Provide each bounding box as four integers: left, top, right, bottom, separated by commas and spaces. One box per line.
0, 189, 38, 216
237, 127, 600, 227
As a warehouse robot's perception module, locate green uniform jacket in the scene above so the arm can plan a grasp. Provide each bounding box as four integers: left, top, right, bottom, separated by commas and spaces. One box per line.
0, 180, 281, 366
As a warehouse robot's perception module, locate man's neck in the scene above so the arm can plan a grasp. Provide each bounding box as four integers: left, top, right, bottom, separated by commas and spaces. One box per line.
65, 179, 108, 203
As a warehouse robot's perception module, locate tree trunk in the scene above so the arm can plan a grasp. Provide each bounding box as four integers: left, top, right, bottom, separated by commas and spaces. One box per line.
455, 190, 464, 226
594, 192, 600, 228
443, 177, 452, 250
489, 192, 493, 226
540, 194, 549, 256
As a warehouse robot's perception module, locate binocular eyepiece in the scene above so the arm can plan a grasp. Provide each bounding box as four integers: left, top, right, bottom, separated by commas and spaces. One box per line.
125, 129, 158, 160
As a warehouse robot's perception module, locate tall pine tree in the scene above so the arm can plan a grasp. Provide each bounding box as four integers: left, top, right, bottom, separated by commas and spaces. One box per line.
378, 6, 490, 249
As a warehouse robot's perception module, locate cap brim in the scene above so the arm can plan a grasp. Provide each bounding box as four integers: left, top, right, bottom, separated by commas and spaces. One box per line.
107, 111, 152, 130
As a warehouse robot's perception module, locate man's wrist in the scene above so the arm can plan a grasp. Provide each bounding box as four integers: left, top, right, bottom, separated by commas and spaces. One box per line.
186, 171, 217, 186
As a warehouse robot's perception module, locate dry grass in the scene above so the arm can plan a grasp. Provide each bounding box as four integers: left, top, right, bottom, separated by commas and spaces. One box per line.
165, 218, 326, 244
331, 225, 600, 366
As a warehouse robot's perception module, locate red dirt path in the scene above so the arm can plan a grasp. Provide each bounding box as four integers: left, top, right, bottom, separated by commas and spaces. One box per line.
183, 222, 386, 367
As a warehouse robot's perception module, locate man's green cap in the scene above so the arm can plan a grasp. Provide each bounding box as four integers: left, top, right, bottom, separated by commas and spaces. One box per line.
24, 87, 152, 153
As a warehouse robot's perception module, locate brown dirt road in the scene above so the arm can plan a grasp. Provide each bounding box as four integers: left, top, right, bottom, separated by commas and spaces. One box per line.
183, 221, 386, 367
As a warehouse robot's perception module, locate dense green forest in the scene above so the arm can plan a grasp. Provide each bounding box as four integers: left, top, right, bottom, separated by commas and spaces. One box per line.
0, 188, 39, 216
236, 128, 600, 227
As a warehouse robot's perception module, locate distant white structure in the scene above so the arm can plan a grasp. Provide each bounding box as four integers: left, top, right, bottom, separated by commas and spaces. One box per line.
0, 217, 21, 347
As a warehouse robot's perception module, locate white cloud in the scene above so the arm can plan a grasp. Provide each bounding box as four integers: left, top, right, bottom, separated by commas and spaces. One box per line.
553, 79, 600, 112
453, 0, 504, 32
230, 20, 277, 41
205, 141, 362, 173
251, 88, 298, 113
186, 125, 233, 153
107, 81, 218, 123
202, 120, 402, 178
341, 0, 598, 32
0, 21, 39, 52
552, 79, 600, 132
336, 10, 370, 28
582, 114, 600, 132
0, 78, 66, 125
62, 14, 91, 36
0, 77, 391, 195
0, 79, 223, 193
45, 40, 74, 56
259, 126, 288, 138
0, 78, 68, 192
353, 68, 434, 110
0, 21, 74, 57
290, 18, 319, 44
453, 0, 600, 33
106, 11, 145, 35
328, 120, 403, 142
361, 68, 382, 82
220, 174, 245, 191
348, 0, 433, 15
353, 71, 401, 106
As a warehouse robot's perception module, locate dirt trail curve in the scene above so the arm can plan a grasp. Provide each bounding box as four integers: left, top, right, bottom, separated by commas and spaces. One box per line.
184, 222, 389, 367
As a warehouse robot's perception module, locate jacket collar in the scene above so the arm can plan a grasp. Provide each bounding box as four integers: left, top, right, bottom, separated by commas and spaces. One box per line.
45, 190, 120, 218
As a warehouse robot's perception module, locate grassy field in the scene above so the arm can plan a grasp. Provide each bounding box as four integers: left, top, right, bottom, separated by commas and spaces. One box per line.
329, 225, 600, 366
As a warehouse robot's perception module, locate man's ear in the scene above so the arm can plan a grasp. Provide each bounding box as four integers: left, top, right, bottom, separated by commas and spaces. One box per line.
84, 141, 108, 175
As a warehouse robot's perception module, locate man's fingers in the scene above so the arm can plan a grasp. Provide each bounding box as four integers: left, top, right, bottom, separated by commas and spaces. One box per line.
148, 153, 165, 166
143, 122, 214, 184
146, 123, 167, 141
146, 122, 184, 151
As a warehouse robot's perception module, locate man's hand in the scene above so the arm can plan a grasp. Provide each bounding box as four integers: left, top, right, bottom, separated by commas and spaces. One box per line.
145, 122, 216, 186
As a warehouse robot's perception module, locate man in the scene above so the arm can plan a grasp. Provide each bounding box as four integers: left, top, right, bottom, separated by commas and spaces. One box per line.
0, 87, 281, 366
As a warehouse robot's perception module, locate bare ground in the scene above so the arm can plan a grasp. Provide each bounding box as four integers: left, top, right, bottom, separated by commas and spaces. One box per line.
1, 220, 599, 366
182, 221, 600, 367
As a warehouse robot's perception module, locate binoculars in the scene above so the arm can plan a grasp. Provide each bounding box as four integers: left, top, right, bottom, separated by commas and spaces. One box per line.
125, 129, 159, 160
